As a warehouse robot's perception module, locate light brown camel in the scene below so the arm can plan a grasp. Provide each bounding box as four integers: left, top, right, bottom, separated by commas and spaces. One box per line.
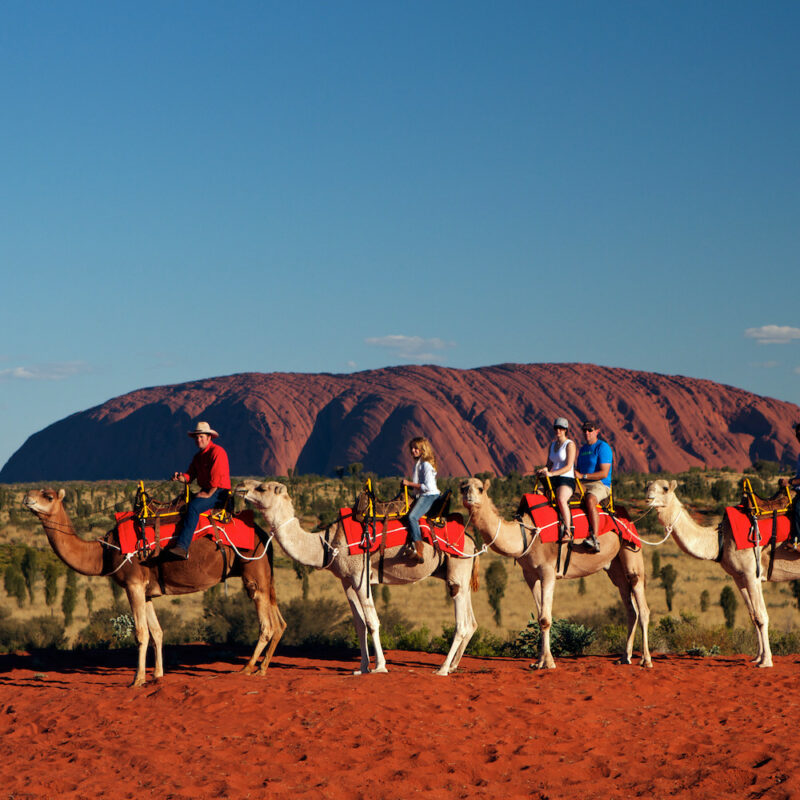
24, 487, 286, 686
646, 478, 799, 668
236, 480, 479, 675
459, 477, 652, 669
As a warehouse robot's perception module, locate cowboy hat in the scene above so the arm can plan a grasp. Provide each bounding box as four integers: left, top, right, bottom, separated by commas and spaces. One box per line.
188, 421, 219, 438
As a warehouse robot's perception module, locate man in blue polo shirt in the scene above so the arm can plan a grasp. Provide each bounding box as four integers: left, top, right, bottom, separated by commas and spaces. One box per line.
575, 419, 613, 552
779, 422, 800, 548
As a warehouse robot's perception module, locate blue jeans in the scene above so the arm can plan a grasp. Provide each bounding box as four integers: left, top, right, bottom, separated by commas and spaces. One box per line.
175, 489, 227, 551
407, 493, 439, 543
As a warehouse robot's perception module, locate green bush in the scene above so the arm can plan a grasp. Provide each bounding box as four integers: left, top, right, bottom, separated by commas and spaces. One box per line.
511, 616, 596, 658
0, 606, 66, 652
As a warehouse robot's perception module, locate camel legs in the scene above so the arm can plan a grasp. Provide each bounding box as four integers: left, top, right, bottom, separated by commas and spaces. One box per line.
144, 600, 164, 680
730, 570, 773, 667
606, 557, 652, 668
523, 569, 557, 669
436, 559, 478, 676
126, 585, 150, 688
240, 578, 287, 676
342, 580, 387, 675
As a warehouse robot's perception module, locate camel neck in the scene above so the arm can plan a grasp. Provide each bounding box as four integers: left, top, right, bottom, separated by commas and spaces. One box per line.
272, 517, 329, 570
37, 510, 105, 576
657, 501, 721, 561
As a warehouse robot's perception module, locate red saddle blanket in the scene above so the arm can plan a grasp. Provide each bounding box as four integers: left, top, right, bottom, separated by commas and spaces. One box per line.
520, 494, 640, 547
114, 509, 257, 555
339, 509, 468, 557
725, 505, 791, 550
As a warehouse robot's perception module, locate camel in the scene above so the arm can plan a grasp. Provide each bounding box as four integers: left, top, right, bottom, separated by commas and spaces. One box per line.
23, 487, 286, 686
645, 478, 798, 668
459, 477, 652, 669
236, 480, 479, 675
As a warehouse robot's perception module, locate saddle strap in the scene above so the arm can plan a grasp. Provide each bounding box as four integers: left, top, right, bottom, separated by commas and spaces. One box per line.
767, 510, 779, 581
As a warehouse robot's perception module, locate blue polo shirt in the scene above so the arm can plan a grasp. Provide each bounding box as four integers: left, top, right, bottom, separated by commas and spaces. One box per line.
577, 439, 613, 488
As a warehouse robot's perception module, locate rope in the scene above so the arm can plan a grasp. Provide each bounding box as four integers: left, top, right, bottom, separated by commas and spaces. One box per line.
636, 507, 681, 547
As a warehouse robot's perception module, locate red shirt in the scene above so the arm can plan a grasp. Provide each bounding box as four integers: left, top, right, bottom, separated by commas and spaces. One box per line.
182, 442, 231, 491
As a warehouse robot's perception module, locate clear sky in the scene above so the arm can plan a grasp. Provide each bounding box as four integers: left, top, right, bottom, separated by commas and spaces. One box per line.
1, 1, 798, 470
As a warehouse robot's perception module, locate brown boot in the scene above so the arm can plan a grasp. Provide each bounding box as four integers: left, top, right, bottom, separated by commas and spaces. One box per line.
413, 541, 425, 563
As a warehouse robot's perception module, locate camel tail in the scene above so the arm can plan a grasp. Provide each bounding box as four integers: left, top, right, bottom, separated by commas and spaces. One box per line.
470, 556, 480, 592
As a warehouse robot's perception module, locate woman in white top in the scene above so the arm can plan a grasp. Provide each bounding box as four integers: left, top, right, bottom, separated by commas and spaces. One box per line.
401, 436, 440, 563
536, 416, 577, 534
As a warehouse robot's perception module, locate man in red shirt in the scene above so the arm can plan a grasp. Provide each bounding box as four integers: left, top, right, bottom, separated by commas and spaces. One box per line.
167, 421, 231, 559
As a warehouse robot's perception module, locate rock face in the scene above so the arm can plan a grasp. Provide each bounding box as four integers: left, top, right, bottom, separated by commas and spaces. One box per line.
2, 363, 799, 482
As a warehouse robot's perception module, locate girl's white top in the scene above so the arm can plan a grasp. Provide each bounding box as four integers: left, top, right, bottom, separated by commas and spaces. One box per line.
412, 458, 439, 496
548, 438, 575, 478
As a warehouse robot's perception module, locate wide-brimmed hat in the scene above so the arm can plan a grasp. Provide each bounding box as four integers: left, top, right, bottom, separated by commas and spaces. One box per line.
188, 421, 219, 438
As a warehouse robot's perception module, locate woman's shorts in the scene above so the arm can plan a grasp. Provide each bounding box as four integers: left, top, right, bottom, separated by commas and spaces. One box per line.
550, 476, 576, 492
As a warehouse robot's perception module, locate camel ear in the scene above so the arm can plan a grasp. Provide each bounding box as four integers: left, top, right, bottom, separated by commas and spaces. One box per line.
483, 478, 491, 491
58, 488, 66, 501
275, 484, 286, 495
668, 480, 678, 493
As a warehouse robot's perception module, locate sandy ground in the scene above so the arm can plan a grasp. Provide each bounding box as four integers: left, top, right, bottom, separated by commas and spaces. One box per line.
1, 646, 798, 800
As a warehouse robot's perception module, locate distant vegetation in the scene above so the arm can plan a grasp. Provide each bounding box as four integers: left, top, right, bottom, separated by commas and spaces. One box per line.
2, 460, 799, 659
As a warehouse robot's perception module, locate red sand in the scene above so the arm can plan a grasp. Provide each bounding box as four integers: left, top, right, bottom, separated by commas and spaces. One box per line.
1, 647, 799, 799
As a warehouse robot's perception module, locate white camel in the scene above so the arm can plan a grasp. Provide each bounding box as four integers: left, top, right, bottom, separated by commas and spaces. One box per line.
236, 480, 479, 675
460, 477, 652, 669
646, 478, 800, 668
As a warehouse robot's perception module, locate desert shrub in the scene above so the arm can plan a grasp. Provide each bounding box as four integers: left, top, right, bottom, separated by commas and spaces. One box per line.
44, 561, 62, 607
699, 589, 710, 612
720, 585, 738, 629
275, 595, 353, 649
75, 607, 124, 649
660, 563, 678, 611
511, 616, 596, 659
0, 606, 66, 652
20, 547, 40, 603
201, 586, 261, 647
651, 612, 754, 655
429, 625, 513, 658
4, 562, 27, 608
485, 560, 508, 624
791, 581, 800, 611
62, 571, 78, 625
651, 550, 661, 579
769, 630, 800, 656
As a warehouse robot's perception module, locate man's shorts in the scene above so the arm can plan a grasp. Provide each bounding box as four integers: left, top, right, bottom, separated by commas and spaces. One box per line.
582, 481, 610, 502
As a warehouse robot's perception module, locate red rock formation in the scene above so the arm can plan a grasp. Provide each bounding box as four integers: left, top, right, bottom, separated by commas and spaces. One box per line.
2, 363, 798, 481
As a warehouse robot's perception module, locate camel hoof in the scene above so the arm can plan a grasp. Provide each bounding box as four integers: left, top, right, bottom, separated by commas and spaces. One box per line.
130, 678, 146, 688
641, 660, 653, 669
240, 664, 257, 675
758, 662, 773, 668
372, 665, 389, 674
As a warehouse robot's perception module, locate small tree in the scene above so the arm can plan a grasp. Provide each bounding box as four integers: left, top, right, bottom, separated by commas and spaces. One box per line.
651, 551, 662, 579
577, 576, 587, 596
659, 563, 678, 612
485, 560, 508, 625
62, 571, 78, 626
20, 547, 40, 604
381, 585, 391, 609
4, 563, 27, 608
85, 586, 95, 614
792, 580, 800, 611
720, 585, 738, 629
699, 589, 710, 613
44, 561, 61, 608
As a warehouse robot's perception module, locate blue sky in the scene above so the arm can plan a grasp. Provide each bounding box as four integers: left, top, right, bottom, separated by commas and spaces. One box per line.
1, 1, 798, 470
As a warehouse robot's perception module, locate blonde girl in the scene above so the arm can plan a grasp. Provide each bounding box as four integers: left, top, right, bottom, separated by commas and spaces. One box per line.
401, 437, 440, 562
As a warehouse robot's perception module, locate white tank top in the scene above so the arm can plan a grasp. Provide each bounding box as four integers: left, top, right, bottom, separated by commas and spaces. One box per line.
548, 438, 574, 478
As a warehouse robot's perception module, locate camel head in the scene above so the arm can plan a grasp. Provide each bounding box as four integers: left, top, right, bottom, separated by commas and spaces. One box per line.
645, 479, 679, 508
23, 487, 66, 519
235, 480, 295, 528
459, 477, 492, 511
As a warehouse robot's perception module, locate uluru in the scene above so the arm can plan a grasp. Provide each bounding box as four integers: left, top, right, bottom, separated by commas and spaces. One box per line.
1, 363, 798, 482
